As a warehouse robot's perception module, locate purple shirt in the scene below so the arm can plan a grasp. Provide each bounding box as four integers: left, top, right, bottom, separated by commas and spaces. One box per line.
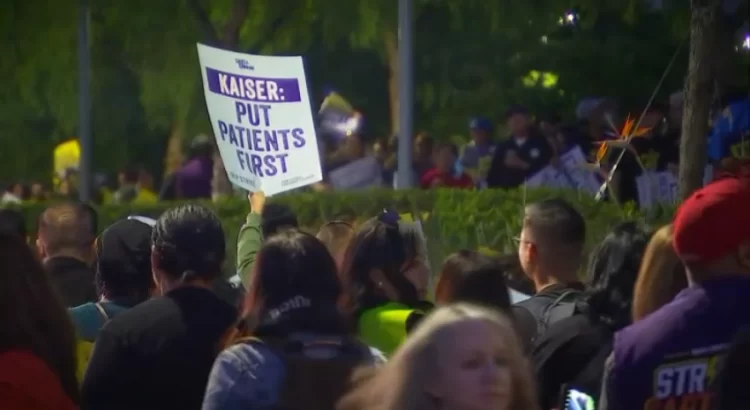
606, 277, 750, 410
176, 156, 213, 199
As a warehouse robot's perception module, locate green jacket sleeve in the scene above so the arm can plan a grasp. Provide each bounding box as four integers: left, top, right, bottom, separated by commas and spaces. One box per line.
237, 212, 263, 290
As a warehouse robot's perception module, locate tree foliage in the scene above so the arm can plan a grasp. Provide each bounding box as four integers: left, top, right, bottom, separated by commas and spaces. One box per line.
2, 0, 745, 183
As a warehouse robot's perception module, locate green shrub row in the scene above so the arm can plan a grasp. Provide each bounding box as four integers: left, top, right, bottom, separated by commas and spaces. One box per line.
5, 189, 676, 276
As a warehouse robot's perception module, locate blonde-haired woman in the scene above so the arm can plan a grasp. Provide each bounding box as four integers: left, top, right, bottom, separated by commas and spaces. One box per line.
631, 225, 688, 321
338, 304, 539, 410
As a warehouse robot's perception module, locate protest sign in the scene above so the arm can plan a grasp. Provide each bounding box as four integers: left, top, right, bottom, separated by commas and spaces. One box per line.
328, 156, 383, 189
525, 166, 570, 189
636, 171, 677, 209
558, 146, 602, 194
53, 139, 80, 187
526, 146, 601, 194
318, 90, 362, 144
637, 166, 714, 208
197, 44, 322, 196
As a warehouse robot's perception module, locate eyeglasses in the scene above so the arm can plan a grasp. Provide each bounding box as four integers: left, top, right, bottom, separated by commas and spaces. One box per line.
513, 236, 534, 246
378, 208, 401, 228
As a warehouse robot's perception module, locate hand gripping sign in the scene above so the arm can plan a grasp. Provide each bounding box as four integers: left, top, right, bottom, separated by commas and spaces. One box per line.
197, 44, 323, 196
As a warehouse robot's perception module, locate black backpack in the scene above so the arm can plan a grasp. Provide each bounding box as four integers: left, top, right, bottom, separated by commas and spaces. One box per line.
520, 290, 585, 344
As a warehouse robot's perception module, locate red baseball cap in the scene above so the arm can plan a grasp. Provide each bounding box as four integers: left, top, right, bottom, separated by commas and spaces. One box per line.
672, 176, 750, 265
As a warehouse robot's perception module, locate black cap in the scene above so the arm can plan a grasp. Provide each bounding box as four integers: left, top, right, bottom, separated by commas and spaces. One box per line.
261, 203, 299, 238
96, 219, 153, 291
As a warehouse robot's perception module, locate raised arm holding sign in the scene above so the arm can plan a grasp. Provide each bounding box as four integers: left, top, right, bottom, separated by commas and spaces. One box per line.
197, 45, 323, 196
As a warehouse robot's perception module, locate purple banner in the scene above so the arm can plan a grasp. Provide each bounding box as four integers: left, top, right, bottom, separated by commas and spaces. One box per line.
205, 67, 301, 103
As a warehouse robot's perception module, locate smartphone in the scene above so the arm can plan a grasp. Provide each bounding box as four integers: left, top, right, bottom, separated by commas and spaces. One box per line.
558, 385, 596, 410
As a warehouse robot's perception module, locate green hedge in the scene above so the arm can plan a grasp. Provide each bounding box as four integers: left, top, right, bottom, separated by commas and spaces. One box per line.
5, 189, 677, 276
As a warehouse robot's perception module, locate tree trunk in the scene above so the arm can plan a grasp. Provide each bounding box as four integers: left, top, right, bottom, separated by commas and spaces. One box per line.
678, 0, 721, 199
384, 30, 399, 137
208, 0, 250, 200
164, 124, 185, 177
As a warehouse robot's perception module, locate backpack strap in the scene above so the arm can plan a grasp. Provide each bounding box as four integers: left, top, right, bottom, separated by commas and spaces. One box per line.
536, 290, 583, 338
94, 302, 110, 321
245, 337, 364, 359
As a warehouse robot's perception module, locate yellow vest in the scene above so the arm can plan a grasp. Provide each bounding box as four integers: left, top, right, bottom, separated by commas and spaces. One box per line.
76, 339, 95, 383
134, 188, 158, 204
358, 302, 414, 357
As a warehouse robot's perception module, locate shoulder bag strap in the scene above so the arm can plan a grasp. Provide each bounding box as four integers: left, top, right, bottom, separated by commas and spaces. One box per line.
94, 302, 110, 321
540, 290, 582, 330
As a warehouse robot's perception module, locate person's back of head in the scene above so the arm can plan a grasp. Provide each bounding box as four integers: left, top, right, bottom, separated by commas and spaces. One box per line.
0, 233, 80, 404
118, 166, 139, 186
37, 202, 95, 262
189, 135, 214, 159
261, 203, 299, 238
339, 213, 418, 316
95, 218, 155, 307
317, 220, 355, 272
672, 176, 750, 282
520, 198, 586, 285
245, 229, 344, 334
632, 224, 687, 321
151, 204, 225, 293
435, 250, 512, 314
585, 221, 650, 331
0, 208, 26, 239
233, 229, 365, 410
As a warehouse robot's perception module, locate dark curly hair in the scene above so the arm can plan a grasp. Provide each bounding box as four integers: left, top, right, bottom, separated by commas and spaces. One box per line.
583, 221, 651, 331
151, 204, 225, 282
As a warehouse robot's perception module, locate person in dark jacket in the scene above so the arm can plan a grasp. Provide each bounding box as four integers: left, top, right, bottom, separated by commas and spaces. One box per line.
36, 203, 97, 307
80, 204, 238, 410
599, 176, 750, 410
70, 218, 155, 342
513, 198, 587, 349
486, 105, 553, 188
532, 222, 650, 409
711, 327, 750, 410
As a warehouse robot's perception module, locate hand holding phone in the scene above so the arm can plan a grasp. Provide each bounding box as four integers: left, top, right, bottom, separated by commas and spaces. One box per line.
558, 385, 595, 410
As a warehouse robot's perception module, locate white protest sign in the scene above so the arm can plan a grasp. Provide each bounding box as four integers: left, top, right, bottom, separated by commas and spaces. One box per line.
703, 164, 713, 186
328, 156, 383, 190
526, 146, 601, 194
559, 146, 602, 194
638, 165, 714, 208
197, 44, 322, 196
525, 166, 569, 189
636, 171, 677, 208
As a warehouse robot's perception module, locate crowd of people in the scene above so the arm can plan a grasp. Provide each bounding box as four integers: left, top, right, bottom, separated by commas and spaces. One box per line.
329, 91, 749, 203
3, 91, 748, 208
1, 167, 749, 409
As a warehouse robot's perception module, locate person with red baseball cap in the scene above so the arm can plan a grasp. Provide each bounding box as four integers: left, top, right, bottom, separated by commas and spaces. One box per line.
599, 176, 750, 410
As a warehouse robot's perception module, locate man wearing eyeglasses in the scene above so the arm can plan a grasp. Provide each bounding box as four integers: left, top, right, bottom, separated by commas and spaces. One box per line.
512, 198, 587, 350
